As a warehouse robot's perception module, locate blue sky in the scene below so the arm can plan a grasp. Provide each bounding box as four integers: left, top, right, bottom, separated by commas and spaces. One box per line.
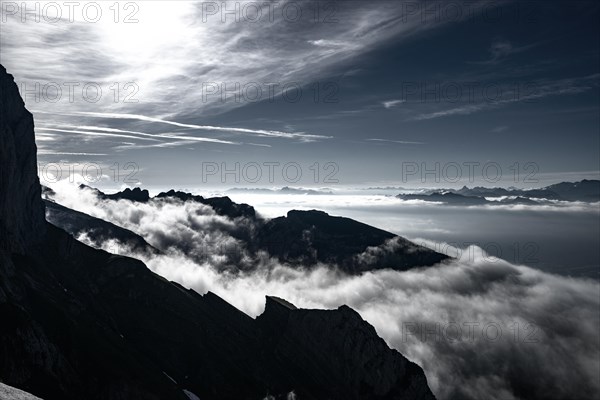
1, 0, 598, 189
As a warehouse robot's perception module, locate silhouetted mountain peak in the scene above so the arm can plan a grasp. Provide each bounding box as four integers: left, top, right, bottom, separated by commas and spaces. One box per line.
78, 184, 150, 202
259, 209, 448, 272
287, 209, 329, 219
85, 188, 259, 219
113, 187, 150, 202
156, 189, 204, 203
256, 297, 436, 400
265, 295, 298, 311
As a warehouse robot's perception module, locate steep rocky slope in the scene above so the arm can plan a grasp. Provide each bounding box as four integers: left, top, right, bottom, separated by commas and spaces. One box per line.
44, 199, 159, 255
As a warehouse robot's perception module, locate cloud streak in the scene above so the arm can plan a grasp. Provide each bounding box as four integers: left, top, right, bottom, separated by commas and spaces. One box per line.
412, 74, 600, 121
472, 38, 537, 65
72, 112, 332, 142
382, 99, 405, 109
367, 138, 425, 145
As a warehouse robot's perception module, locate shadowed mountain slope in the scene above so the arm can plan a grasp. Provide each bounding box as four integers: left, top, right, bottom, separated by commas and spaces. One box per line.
257, 210, 448, 272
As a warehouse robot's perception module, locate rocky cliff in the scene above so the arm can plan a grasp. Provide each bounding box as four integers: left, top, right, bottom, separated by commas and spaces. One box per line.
0, 65, 46, 253
0, 64, 436, 400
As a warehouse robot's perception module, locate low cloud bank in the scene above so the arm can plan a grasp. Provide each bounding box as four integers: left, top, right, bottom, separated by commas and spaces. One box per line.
50, 180, 600, 400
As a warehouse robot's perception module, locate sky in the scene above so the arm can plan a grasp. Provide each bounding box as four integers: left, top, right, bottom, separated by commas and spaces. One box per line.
1, 0, 599, 189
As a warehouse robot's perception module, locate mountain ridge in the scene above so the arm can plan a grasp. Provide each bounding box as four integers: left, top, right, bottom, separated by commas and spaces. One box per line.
47, 185, 449, 274
397, 180, 600, 205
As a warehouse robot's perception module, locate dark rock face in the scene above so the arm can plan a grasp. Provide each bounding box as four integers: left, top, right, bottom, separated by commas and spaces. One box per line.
153, 190, 258, 220
155, 189, 204, 203
83, 187, 258, 220
0, 65, 46, 253
256, 297, 436, 399
105, 187, 150, 202
0, 64, 437, 399
79, 185, 151, 203
44, 199, 159, 255
200, 195, 257, 219
257, 210, 448, 272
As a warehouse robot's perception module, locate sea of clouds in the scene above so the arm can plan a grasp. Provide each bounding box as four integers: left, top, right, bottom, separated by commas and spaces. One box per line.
47, 180, 600, 400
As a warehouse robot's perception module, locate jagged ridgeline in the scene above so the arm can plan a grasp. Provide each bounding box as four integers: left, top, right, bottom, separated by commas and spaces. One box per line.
45, 184, 449, 274
0, 64, 437, 399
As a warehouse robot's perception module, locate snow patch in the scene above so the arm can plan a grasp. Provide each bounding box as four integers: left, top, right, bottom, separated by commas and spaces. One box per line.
183, 389, 201, 400
0, 383, 44, 400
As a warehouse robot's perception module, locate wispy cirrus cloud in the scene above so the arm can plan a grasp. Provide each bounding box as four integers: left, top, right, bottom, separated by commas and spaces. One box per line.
491, 126, 509, 133
412, 74, 600, 121
472, 38, 538, 65
72, 112, 332, 142
32, 111, 330, 148
382, 99, 405, 109
367, 138, 425, 145
37, 151, 109, 156
36, 127, 161, 142
1, 0, 492, 156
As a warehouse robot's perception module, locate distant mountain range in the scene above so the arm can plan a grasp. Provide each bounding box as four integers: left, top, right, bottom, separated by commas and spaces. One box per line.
454, 180, 600, 201
398, 180, 600, 205
0, 64, 437, 400
227, 186, 334, 195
